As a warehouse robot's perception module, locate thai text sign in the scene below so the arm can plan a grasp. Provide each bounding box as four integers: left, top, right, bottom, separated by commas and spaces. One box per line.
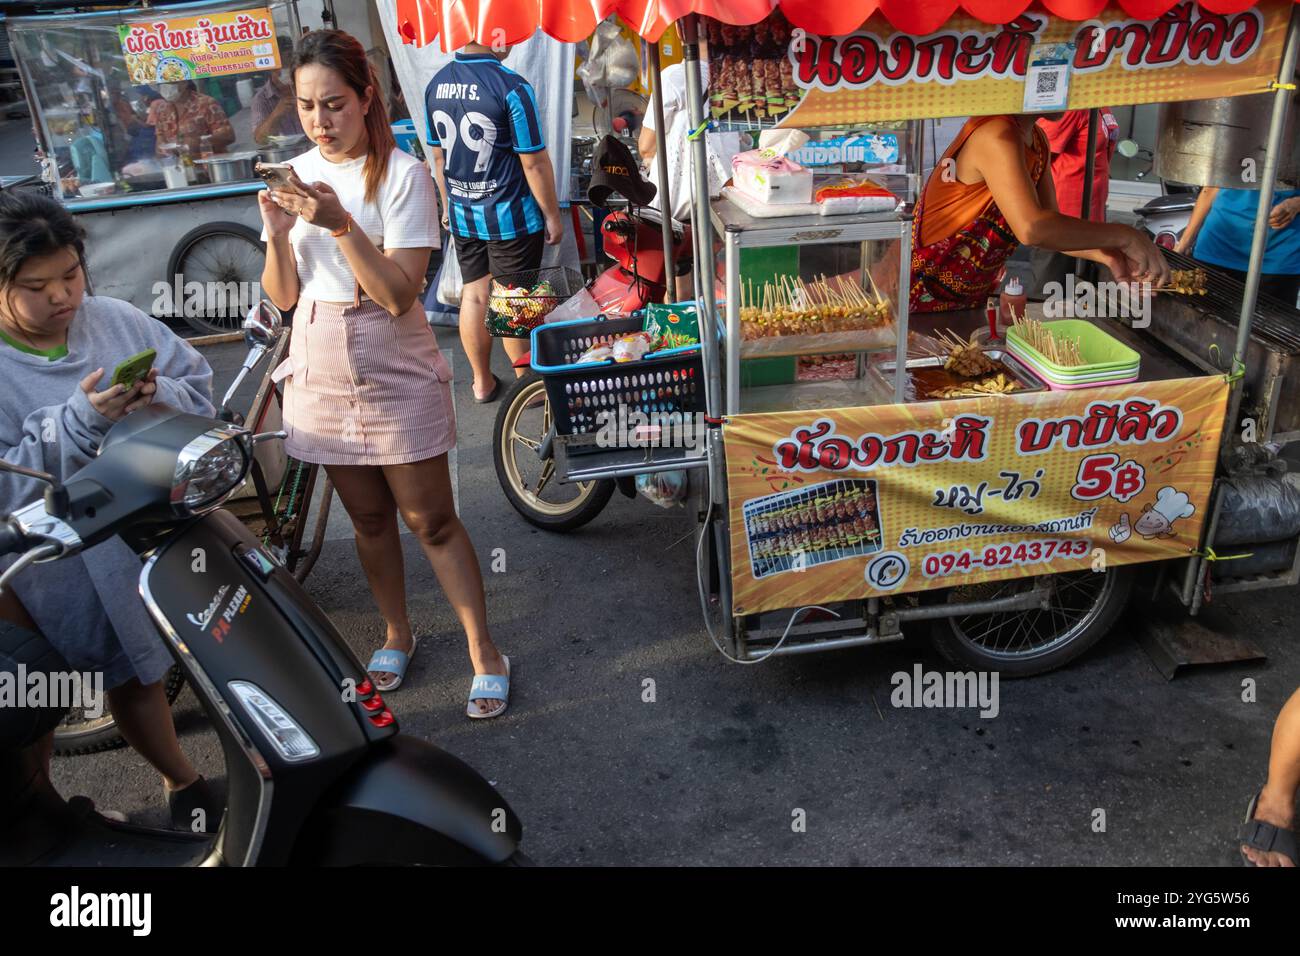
777, 0, 1290, 125
119, 7, 279, 83
723, 377, 1229, 615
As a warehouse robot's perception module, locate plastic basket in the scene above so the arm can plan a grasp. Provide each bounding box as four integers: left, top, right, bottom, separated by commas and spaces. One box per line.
530, 314, 706, 451
486, 267, 585, 338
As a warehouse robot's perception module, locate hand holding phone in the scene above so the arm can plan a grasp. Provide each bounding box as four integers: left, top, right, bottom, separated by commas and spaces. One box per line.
111, 348, 156, 389
255, 162, 296, 192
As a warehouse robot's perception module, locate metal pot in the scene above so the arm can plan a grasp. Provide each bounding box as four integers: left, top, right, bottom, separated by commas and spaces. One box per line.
196, 151, 257, 184
259, 144, 303, 163
1155, 92, 1300, 188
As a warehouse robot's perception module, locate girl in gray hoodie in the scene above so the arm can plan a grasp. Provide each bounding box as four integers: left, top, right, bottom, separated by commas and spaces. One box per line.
0, 192, 218, 827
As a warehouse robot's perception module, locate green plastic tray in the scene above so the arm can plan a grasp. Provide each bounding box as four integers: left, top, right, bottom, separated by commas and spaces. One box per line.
1008, 343, 1138, 381
1005, 319, 1140, 374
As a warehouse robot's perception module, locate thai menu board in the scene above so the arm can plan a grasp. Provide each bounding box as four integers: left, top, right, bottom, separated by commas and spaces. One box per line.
703, 0, 1293, 128
119, 7, 281, 82
723, 377, 1230, 615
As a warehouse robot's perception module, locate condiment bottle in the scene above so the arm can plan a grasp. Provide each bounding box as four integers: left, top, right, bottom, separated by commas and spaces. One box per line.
999, 275, 1026, 335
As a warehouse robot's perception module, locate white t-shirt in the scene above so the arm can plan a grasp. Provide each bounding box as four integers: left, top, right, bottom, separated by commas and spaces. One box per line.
264, 146, 438, 303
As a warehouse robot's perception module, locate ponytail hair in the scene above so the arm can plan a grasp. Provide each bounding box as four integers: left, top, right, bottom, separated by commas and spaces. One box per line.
293, 30, 396, 204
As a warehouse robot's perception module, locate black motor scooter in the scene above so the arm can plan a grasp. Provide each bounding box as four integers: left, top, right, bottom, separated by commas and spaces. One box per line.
0, 306, 528, 866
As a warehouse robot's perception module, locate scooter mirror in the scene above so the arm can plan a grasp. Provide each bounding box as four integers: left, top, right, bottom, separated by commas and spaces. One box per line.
243, 300, 283, 352
1117, 139, 1140, 159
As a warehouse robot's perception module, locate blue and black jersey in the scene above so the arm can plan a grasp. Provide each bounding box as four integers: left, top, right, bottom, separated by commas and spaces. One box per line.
425, 52, 545, 241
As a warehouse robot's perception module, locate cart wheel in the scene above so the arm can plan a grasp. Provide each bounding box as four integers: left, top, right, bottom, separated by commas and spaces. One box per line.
492, 371, 614, 532
167, 221, 266, 336
927, 567, 1134, 677
53, 664, 185, 756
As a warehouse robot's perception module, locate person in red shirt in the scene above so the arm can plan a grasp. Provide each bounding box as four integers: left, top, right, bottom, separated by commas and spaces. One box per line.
1028, 108, 1121, 295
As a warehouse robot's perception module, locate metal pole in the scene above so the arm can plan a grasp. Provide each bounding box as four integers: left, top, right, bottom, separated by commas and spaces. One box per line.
1075, 108, 1099, 277
1186, 7, 1300, 612
648, 43, 675, 304
1222, 5, 1300, 457
679, 15, 721, 427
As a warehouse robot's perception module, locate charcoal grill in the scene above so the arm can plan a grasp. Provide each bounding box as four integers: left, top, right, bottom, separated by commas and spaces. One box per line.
1141, 250, 1300, 442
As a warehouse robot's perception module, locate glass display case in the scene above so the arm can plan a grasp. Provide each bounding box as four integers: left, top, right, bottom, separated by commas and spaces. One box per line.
7, 0, 304, 205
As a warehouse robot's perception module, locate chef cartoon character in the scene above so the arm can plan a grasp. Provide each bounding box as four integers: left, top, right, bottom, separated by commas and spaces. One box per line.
1110, 487, 1196, 542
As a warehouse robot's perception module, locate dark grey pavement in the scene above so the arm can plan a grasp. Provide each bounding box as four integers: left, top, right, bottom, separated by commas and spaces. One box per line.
48, 329, 1300, 866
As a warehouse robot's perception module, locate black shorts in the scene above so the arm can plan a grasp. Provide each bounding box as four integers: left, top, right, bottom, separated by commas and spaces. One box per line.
454, 230, 545, 284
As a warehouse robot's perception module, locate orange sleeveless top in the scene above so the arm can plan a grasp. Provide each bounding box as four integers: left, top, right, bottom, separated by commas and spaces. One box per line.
918, 116, 1049, 249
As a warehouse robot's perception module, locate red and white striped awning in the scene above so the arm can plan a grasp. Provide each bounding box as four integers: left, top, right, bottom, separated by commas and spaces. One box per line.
391, 0, 1300, 50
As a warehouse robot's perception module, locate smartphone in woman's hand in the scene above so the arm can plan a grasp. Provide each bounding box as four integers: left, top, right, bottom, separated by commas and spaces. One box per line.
255, 162, 295, 192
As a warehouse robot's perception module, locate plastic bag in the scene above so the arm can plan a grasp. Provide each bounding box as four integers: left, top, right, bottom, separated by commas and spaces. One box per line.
636, 470, 688, 508
612, 331, 653, 362
1215, 475, 1300, 546
577, 343, 614, 363
546, 287, 602, 325
436, 242, 462, 308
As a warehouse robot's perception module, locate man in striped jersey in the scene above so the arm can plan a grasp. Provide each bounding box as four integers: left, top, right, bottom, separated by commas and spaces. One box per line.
426, 42, 564, 403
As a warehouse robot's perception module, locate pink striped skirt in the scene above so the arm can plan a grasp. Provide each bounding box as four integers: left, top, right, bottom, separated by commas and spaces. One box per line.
275, 297, 456, 466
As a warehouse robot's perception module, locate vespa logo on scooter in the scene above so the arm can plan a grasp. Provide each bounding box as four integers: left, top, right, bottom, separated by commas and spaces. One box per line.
187, 584, 230, 631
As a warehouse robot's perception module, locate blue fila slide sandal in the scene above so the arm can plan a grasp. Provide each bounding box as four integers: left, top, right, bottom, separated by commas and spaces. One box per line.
467, 655, 510, 719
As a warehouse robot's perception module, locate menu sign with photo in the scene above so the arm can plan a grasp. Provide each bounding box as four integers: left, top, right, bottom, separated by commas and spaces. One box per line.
119, 7, 279, 83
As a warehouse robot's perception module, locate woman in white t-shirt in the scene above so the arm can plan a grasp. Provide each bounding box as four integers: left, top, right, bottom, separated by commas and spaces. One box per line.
259, 30, 510, 716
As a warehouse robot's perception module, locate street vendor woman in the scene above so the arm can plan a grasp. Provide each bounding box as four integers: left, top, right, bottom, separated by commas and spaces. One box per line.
910, 113, 1169, 312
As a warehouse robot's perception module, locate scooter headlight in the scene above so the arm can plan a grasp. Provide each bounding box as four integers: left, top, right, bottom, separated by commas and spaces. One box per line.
228, 681, 319, 762
171, 425, 251, 516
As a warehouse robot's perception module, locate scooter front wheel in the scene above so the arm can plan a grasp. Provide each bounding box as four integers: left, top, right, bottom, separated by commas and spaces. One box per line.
492, 372, 614, 532
53, 664, 186, 756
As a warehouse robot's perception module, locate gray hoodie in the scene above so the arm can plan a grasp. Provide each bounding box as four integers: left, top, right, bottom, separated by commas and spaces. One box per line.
0, 295, 213, 688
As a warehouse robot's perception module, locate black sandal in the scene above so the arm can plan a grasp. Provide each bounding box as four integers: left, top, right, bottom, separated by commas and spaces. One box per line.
167, 775, 223, 834
1238, 789, 1298, 866
473, 374, 502, 404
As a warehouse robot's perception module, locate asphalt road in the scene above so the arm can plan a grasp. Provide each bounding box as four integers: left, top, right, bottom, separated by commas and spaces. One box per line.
49, 330, 1300, 866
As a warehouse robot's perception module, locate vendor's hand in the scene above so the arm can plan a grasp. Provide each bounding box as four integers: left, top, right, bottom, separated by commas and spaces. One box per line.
1117, 229, 1171, 287
1268, 197, 1300, 230
258, 188, 296, 238
1173, 233, 1195, 256
80, 369, 143, 423
271, 175, 349, 233
544, 213, 564, 246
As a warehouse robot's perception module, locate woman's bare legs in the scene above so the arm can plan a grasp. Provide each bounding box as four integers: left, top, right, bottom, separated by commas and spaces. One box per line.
382, 456, 506, 715
324, 464, 413, 691
1243, 687, 1300, 867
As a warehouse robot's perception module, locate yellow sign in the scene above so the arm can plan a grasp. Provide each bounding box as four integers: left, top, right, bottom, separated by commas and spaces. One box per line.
119, 7, 280, 84
723, 377, 1229, 615
775, 0, 1291, 126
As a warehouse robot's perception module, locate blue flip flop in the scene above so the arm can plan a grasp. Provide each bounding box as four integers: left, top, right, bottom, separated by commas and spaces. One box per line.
467, 655, 510, 719
367, 637, 418, 692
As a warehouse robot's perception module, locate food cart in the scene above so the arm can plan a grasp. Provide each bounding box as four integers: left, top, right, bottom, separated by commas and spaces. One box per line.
4, 0, 307, 334
394, 0, 1300, 674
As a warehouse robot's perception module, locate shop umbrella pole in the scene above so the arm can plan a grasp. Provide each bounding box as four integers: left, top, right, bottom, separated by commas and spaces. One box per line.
648, 42, 675, 305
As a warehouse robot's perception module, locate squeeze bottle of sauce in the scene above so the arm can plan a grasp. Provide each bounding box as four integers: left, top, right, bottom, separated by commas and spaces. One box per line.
999, 275, 1027, 335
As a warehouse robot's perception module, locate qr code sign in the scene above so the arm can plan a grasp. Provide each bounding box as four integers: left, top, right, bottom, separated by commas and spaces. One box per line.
1036, 71, 1059, 95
